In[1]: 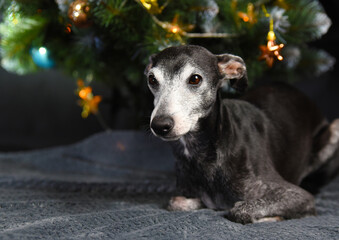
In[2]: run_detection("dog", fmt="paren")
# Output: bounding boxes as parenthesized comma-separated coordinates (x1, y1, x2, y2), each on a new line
(144, 45, 339, 224)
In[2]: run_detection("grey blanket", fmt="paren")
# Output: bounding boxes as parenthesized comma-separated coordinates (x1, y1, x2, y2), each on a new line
(0, 131, 338, 239)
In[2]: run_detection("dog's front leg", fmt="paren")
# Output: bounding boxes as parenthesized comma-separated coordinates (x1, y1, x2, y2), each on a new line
(168, 196, 203, 211)
(228, 181, 315, 224)
(168, 159, 204, 211)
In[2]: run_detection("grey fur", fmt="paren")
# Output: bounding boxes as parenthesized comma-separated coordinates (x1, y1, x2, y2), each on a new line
(145, 45, 339, 224)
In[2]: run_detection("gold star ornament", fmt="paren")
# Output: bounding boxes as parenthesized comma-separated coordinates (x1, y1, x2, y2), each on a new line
(259, 30, 284, 67)
(77, 79, 102, 118)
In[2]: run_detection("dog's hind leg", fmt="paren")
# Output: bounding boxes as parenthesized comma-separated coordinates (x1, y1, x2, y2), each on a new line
(301, 119, 339, 193)
(314, 119, 339, 166)
(228, 181, 316, 224)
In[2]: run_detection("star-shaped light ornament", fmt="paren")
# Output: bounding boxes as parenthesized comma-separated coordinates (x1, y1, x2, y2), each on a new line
(76, 79, 102, 118)
(259, 22, 284, 67)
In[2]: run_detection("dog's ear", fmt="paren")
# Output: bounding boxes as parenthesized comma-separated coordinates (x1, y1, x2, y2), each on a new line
(217, 54, 248, 93)
(144, 54, 156, 75)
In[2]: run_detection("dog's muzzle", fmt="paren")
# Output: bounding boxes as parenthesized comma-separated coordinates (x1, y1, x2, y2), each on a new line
(151, 115, 174, 138)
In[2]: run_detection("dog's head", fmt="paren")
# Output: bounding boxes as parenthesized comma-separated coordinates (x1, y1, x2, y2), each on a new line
(145, 45, 247, 141)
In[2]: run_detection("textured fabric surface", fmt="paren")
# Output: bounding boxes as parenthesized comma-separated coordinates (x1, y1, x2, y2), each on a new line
(0, 131, 338, 239)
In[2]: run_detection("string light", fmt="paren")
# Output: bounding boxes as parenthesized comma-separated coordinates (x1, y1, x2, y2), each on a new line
(139, 0, 165, 14)
(141, 1, 240, 39)
(75, 3, 82, 11)
(76, 79, 102, 118)
(259, 17, 284, 67)
(38, 47, 47, 55)
(30, 46, 55, 69)
(170, 26, 179, 34)
(238, 3, 257, 24)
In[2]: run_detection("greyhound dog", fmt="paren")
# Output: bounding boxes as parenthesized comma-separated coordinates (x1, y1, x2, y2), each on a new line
(144, 45, 339, 224)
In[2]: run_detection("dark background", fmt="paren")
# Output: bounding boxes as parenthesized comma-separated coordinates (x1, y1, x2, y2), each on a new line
(298, 0, 339, 121)
(0, 0, 338, 151)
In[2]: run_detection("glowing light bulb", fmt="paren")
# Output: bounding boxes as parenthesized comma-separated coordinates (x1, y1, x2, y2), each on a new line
(171, 26, 179, 34)
(38, 47, 47, 55)
(75, 4, 82, 11)
(31, 47, 55, 68)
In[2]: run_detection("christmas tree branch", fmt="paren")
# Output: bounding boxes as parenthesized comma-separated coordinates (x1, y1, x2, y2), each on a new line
(150, 13, 240, 39)
(99, 1, 121, 16)
(253, 0, 273, 8)
(184, 32, 240, 38)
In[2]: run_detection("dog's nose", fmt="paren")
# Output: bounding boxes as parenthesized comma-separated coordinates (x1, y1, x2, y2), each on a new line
(151, 115, 174, 136)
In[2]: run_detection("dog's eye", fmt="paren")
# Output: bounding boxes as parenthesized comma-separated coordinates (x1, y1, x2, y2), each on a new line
(189, 74, 202, 85)
(148, 75, 158, 86)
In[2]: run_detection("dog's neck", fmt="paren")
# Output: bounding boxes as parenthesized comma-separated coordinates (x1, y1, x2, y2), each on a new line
(174, 91, 234, 161)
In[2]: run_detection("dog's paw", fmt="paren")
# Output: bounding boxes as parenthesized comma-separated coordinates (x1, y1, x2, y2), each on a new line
(253, 216, 283, 223)
(168, 196, 202, 211)
(228, 200, 283, 224)
(228, 201, 254, 224)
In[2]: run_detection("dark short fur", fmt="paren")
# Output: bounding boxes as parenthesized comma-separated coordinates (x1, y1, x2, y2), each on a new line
(146, 45, 339, 224)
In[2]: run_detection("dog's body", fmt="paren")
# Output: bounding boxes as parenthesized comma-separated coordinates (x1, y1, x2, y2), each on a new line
(145, 45, 339, 224)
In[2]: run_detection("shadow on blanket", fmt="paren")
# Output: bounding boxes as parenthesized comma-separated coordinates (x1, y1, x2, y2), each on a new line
(0, 131, 338, 239)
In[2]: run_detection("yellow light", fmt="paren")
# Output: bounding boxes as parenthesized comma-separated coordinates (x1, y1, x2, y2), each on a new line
(171, 26, 179, 33)
(76, 79, 102, 118)
(267, 31, 276, 41)
(79, 87, 92, 100)
(74, 12, 80, 17)
(141, 1, 152, 10)
(79, 89, 87, 99)
(75, 4, 82, 11)
(277, 55, 283, 61)
(38, 47, 47, 55)
(237, 12, 249, 23)
(268, 45, 279, 51)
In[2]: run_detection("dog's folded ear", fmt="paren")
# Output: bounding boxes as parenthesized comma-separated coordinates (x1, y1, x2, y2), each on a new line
(144, 54, 156, 75)
(217, 54, 248, 93)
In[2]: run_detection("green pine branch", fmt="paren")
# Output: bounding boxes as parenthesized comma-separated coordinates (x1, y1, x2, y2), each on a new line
(0, 0, 334, 84)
